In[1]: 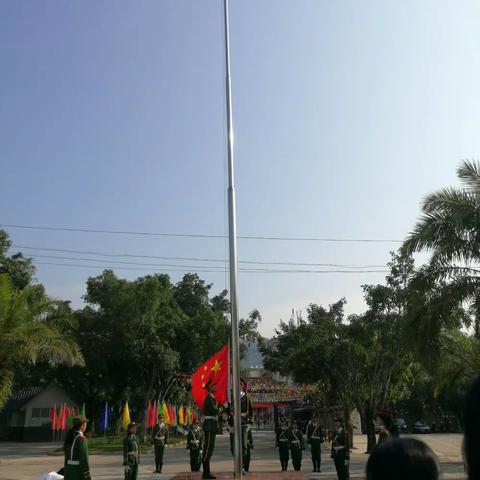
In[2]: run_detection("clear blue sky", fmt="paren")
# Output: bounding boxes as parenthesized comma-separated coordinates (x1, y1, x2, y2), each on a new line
(2, 0, 480, 336)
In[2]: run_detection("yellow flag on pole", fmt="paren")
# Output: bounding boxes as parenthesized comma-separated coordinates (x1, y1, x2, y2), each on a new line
(162, 401, 170, 424)
(121, 401, 131, 430)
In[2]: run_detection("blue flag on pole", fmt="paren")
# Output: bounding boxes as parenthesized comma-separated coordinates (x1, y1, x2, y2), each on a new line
(99, 402, 110, 432)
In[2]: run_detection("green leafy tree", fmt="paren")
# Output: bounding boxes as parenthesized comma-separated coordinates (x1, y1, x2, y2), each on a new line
(0, 273, 84, 408)
(403, 160, 480, 336)
(0, 230, 35, 290)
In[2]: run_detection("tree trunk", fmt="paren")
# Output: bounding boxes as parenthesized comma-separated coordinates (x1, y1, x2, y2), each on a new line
(365, 404, 377, 453)
(344, 408, 354, 449)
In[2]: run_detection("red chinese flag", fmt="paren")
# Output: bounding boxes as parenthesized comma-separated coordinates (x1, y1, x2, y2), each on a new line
(191, 344, 229, 409)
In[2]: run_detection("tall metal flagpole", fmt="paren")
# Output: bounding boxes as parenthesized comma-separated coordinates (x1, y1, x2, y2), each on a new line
(223, 0, 242, 476)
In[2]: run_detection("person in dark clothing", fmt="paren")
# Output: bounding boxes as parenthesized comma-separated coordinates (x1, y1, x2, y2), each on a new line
(187, 420, 203, 472)
(202, 381, 219, 479)
(307, 414, 324, 472)
(463, 375, 480, 480)
(151, 414, 168, 473)
(331, 416, 349, 480)
(275, 417, 290, 471)
(366, 438, 440, 480)
(289, 420, 305, 471)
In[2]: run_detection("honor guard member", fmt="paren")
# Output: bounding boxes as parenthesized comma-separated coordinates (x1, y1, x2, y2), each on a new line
(123, 422, 140, 480)
(275, 417, 290, 471)
(228, 411, 254, 473)
(152, 413, 169, 473)
(240, 379, 254, 472)
(243, 420, 254, 472)
(187, 419, 204, 472)
(64, 415, 91, 480)
(289, 420, 305, 471)
(331, 416, 350, 480)
(307, 414, 325, 472)
(202, 381, 219, 479)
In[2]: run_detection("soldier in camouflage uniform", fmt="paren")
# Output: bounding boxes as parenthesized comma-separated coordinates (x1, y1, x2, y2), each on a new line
(275, 417, 290, 471)
(64, 416, 91, 480)
(152, 413, 168, 473)
(123, 422, 140, 480)
(331, 416, 350, 480)
(187, 419, 204, 472)
(307, 414, 324, 472)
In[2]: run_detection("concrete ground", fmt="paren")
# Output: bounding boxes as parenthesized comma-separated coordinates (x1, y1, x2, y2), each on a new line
(0, 431, 466, 480)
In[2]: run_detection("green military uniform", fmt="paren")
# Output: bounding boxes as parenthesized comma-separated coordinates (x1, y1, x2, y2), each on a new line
(187, 424, 204, 472)
(228, 414, 254, 472)
(289, 425, 305, 471)
(202, 392, 219, 479)
(275, 423, 290, 471)
(64, 431, 91, 480)
(307, 421, 324, 472)
(152, 421, 168, 473)
(123, 432, 140, 480)
(240, 392, 254, 472)
(331, 426, 349, 480)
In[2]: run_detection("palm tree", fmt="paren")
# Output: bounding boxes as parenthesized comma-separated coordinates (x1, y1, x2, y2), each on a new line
(403, 160, 480, 336)
(0, 274, 84, 408)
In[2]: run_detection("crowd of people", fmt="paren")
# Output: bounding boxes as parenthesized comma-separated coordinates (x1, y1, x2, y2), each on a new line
(42, 375, 480, 480)
(245, 377, 306, 403)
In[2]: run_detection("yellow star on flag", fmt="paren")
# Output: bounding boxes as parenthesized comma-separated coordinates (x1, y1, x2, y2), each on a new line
(211, 360, 222, 374)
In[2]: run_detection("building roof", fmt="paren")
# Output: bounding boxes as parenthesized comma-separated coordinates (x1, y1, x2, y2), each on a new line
(3, 386, 44, 413)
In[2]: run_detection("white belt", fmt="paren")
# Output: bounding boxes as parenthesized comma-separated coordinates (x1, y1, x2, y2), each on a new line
(204, 416, 217, 420)
(291, 440, 300, 444)
(67, 460, 79, 465)
(333, 446, 345, 451)
(128, 452, 138, 456)
(311, 436, 321, 439)
(279, 439, 289, 442)
(192, 440, 199, 444)
(155, 436, 165, 440)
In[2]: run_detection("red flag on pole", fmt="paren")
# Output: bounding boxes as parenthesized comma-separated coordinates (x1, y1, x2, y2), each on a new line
(50, 405, 57, 431)
(191, 344, 229, 409)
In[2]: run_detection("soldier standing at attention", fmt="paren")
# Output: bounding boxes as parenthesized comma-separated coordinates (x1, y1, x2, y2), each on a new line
(307, 414, 324, 472)
(187, 419, 204, 472)
(331, 416, 350, 480)
(240, 379, 254, 473)
(202, 381, 219, 479)
(63, 415, 91, 480)
(152, 413, 168, 473)
(275, 417, 290, 471)
(289, 420, 305, 471)
(123, 422, 140, 480)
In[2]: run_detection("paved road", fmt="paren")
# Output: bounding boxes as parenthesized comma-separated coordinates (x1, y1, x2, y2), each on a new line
(0, 431, 466, 480)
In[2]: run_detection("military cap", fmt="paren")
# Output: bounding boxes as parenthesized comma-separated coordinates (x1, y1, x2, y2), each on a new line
(73, 415, 89, 423)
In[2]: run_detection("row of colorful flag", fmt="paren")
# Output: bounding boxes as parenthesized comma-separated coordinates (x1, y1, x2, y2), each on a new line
(49, 403, 86, 431)
(120, 401, 197, 431)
